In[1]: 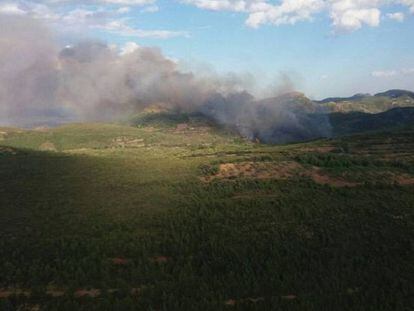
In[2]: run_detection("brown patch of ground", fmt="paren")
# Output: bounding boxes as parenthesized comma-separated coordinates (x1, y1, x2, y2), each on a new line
(111, 257, 130, 265)
(142, 126, 156, 132)
(46, 288, 65, 297)
(303, 168, 360, 187)
(0, 288, 30, 298)
(175, 123, 189, 131)
(64, 148, 93, 154)
(33, 126, 50, 132)
(295, 225, 314, 240)
(0, 146, 17, 155)
(39, 141, 57, 152)
(173, 124, 211, 135)
(224, 299, 237, 306)
(17, 304, 40, 311)
(203, 161, 301, 182)
(111, 137, 145, 148)
(224, 297, 265, 306)
(74, 289, 101, 298)
(203, 161, 360, 188)
(130, 288, 141, 296)
(0, 287, 142, 299)
(300, 146, 336, 153)
(392, 174, 414, 185)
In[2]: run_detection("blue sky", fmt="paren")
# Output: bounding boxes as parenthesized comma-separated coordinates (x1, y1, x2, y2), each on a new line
(1, 0, 413, 99)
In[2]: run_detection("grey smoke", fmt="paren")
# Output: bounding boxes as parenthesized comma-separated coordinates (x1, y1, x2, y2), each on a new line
(201, 91, 331, 144)
(0, 15, 331, 143)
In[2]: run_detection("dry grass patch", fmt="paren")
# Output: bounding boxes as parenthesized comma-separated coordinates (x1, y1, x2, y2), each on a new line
(203, 160, 363, 188)
(39, 141, 57, 152)
(203, 161, 301, 182)
(0, 146, 17, 155)
(392, 174, 414, 185)
(110, 257, 131, 265)
(300, 146, 336, 153)
(0, 288, 30, 298)
(74, 289, 101, 298)
(303, 168, 360, 187)
(111, 137, 145, 148)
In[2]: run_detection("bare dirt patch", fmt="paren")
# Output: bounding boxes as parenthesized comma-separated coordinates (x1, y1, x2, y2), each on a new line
(0, 146, 17, 155)
(224, 297, 265, 306)
(111, 257, 130, 265)
(33, 126, 50, 132)
(39, 141, 57, 152)
(16, 303, 40, 311)
(175, 123, 189, 132)
(203, 161, 301, 182)
(392, 174, 414, 185)
(303, 168, 360, 187)
(300, 146, 336, 153)
(0, 288, 30, 298)
(74, 289, 101, 298)
(203, 160, 360, 188)
(64, 148, 94, 154)
(111, 137, 145, 148)
(46, 288, 65, 297)
(0, 287, 142, 299)
(0, 131, 7, 141)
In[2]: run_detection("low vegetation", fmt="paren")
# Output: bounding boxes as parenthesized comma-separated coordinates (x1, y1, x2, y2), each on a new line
(0, 118, 413, 310)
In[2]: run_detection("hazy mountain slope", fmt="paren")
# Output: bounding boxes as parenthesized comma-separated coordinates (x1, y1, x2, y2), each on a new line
(315, 93, 371, 104)
(375, 89, 414, 99)
(316, 89, 414, 113)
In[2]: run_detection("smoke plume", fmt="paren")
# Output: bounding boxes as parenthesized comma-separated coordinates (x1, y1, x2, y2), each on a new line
(0, 15, 331, 143)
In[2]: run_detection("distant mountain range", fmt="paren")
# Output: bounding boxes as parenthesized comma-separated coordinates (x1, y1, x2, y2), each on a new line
(374, 89, 414, 99)
(316, 89, 414, 104)
(129, 89, 414, 143)
(314, 89, 414, 114)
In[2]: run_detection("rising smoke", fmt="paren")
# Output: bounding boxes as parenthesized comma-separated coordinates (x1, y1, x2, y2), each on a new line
(0, 15, 331, 143)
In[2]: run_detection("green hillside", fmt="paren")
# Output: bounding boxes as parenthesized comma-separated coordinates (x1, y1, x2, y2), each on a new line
(319, 95, 414, 113)
(0, 121, 413, 310)
(316, 89, 414, 113)
(330, 107, 414, 136)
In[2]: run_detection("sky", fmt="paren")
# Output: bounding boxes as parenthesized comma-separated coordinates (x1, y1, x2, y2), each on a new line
(0, 0, 413, 99)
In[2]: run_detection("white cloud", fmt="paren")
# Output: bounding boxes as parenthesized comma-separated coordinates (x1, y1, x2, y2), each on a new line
(120, 41, 141, 55)
(141, 5, 159, 13)
(400, 0, 414, 13)
(0, 2, 59, 19)
(372, 70, 398, 77)
(46, 0, 155, 5)
(182, 0, 414, 32)
(98, 0, 154, 4)
(372, 68, 414, 77)
(246, 0, 325, 28)
(329, 0, 382, 32)
(401, 68, 414, 75)
(387, 12, 404, 22)
(117, 6, 131, 14)
(0, 1, 188, 39)
(0, 3, 26, 15)
(101, 20, 189, 38)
